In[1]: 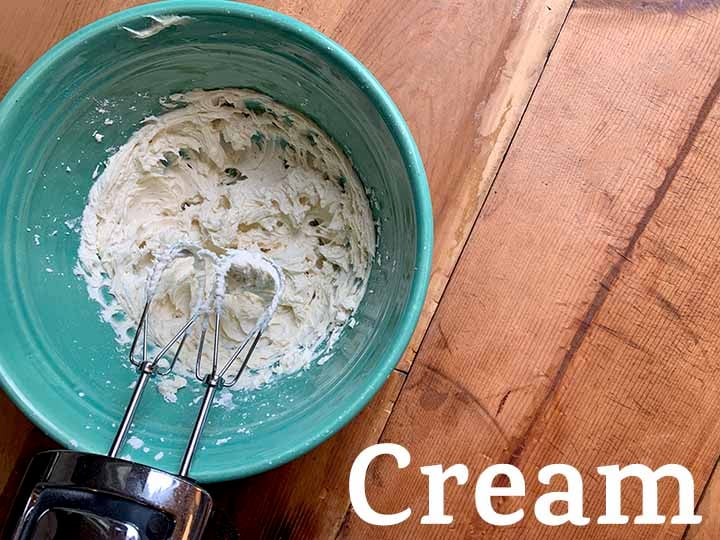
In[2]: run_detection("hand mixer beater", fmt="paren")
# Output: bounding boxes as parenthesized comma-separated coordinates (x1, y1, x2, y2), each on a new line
(4, 244, 285, 540)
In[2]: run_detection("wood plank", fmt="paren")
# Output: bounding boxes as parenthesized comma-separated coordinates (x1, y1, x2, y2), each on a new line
(340, 3, 720, 538)
(508, 80, 720, 539)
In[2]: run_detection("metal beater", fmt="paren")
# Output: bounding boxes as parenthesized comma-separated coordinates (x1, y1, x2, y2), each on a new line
(4, 244, 285, 540)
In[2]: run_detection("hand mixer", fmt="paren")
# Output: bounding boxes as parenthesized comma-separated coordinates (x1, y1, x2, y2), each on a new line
(4, 244, 285, 540)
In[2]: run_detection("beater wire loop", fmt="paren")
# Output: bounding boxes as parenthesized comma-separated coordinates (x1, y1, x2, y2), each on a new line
(109, 243, 215, 458)
(108, 244, 284, 474)
(180, 249, 284, 476)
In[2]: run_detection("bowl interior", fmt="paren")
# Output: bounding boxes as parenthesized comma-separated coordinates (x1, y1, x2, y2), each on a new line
(0, 2, 427, 481)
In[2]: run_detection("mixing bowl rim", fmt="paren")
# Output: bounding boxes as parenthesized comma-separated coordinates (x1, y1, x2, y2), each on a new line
(0, 0, 433, 482)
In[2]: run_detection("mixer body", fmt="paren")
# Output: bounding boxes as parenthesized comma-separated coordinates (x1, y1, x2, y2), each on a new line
(3, 450, 212, 540)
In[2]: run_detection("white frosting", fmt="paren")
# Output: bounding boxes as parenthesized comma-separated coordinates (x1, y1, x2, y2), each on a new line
(78, 89, 374, 389)
(122, 15, 193, 39)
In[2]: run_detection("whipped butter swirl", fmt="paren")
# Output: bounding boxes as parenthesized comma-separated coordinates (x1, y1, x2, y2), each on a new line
(78, 89, 375, 389)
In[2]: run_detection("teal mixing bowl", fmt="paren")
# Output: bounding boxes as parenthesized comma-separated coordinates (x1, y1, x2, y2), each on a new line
(0, 0, 431, 481)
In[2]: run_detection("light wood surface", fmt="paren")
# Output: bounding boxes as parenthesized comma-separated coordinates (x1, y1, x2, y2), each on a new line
(4, 1, 720, 539)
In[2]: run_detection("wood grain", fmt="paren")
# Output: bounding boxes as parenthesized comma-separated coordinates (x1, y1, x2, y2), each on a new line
(0, 0, 570, 537)
(340, 3, 720, 539)
(369, 0, 573, 372)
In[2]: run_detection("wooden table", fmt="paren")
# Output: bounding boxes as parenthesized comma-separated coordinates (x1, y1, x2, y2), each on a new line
(3, 1, 720, 538)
